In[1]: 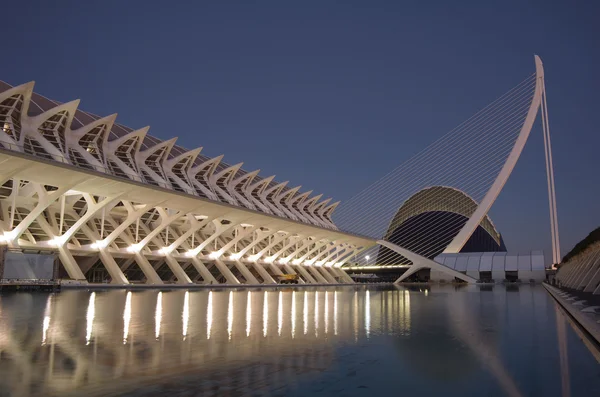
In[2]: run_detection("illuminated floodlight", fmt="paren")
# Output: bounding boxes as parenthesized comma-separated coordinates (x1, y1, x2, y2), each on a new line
(91, 240, 108, 249)
(0, 230, 17, 243)
(50, 235, 66, 247)
(209, 251, 221, 259)
(127, 243, 143, 253)
(159, 246, 173, 255)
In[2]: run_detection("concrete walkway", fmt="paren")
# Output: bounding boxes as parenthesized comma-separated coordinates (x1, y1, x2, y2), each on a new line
(544, 283, 600, 346)
(62, 282, 362, 290)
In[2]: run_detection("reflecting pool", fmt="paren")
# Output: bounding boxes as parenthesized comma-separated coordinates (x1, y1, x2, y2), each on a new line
(0, 285, 598, 396)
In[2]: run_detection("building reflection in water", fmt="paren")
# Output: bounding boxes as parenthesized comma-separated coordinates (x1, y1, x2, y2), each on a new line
(0, 285, 587, 397)
(0, 288, 380, 395)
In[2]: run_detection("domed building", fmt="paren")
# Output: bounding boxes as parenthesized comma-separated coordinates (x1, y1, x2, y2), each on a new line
(376, 186, 506, 267)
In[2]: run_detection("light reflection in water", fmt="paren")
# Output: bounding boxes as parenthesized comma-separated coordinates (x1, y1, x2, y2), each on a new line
(207, 291, 213, 339)
(41, 295, 52, 345)
(291, 291, 296, 338)
(354, 291, 358, 341)
(246, 291, 252, 337)
(86, 292, 95, 345)
(183, 291, 189, 339)
(123, 291, 132, 344)
(278, 291, 283, 336)
(227, 291, 233, 340)
(155, 291, 162, 339)
(325, 291, 329, 334)
(315, 291, 319, 337)
(365, 290, 370, 338)
(303, 291, 308, 335)
(263, 291, 268, 337)
(0, 286, 591, 397)
(403, 290, 411, 335)
(334, 291, 338, 336)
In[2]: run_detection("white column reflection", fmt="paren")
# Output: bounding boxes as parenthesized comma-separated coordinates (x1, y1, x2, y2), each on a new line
(182, 291, 190, 339)
(246, 291, 252, 337)
(123, 291, 132, 344)
(86, 292, 96, 345)
(0, 284, 561, 397)
(155, 291, 162, 340)
(263, 291, 268, 337)
(365, 290, 370, 338)
(315, 291, 319, 337)
(291, 291, 296, 339)
(353, 291, 358, 341)
(334, 291, 338, 336)
(278, 291, 283, 336)
(207, 291, 213, 339)
(402, 290, 411, 335)
(41, 295, 52, 345)
(325, 291, 329, 334)
(303, 291, 308, 335)
(227, 291, 233, 340)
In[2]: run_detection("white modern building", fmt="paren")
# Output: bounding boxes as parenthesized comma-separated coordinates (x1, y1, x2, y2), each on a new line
(0, 55, 558, 285)
(433, 252, 546, 282)
(0, 80, 372, 285)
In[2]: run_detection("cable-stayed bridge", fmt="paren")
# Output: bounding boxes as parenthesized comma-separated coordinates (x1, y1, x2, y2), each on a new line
(0, 56, 558, 285)
(335, 55, 559, 283)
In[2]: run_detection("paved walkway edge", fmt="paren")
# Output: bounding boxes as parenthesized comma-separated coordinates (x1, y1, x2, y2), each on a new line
(543, 283, 600, 346)
(60, 282, 380, 290)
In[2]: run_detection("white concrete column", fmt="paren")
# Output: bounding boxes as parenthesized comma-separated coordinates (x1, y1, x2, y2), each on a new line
(98, 249, 129, 284)
(57, 246, 86, 281)
(164, 255, 192, 284)
(277, 263, 306, 284)
(332, 267, 354, 284)
(134, 253, 163, 284)
(291, 264, 316, 284)
(232, 260, 259, 284)
(317, 266, 337, 283)
(213, 259, 240, 284)
(190, 257, 218, 284)
(307, 266, 328, 283)
(268, 262, 284, 276)
(250, 262, 276, 284)
(8, 183, 81, 245)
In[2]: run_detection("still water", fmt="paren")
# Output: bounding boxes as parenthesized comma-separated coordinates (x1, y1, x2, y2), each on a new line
(0, 285, 599, 397)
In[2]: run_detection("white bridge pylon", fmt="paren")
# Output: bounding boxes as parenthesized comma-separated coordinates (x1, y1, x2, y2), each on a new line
(335, 55, 559, 283)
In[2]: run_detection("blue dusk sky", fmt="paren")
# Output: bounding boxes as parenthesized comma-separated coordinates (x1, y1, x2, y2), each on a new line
(1, 0, 598, 259)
